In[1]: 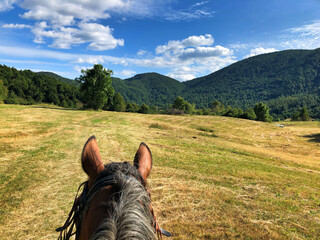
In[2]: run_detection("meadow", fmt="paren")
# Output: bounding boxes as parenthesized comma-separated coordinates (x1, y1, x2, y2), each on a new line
(0, 104, 319, 239)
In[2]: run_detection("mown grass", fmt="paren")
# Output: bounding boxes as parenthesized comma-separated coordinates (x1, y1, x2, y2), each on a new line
(0, 104, 319, 239)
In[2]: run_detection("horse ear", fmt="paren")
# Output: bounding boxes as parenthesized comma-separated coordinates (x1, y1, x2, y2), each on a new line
(134, 142, 153, 183)
(81, 136, 104, 181)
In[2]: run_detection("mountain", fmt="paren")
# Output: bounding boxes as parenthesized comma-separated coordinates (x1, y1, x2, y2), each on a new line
(2, 47, 320, 119)
(183, 49, 320, 106)
(181, 48, 320, 118)
(112, 73, 185, 107)
(112, 48, 320, 119)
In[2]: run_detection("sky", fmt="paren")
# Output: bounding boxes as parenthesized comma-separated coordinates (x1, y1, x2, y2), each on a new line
(0, 0, 320, 81)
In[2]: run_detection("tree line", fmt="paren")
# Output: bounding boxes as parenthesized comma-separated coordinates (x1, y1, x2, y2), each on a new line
(0, 65, 79, 108)
(0, 64, 312, 122)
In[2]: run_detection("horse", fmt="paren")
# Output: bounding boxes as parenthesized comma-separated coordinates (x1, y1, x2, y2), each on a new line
(56, 136, 171, 240)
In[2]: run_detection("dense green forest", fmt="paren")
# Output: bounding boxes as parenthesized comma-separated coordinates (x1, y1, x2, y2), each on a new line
(111, 48, 320, 119)
(0, 65, 80, 107)
(112, 73, 185, 108)
(182, 48, 320, 119)
(1, 48, 320, 119)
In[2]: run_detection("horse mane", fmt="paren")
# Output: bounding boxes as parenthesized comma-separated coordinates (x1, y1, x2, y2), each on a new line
(88, 162, 156, 240)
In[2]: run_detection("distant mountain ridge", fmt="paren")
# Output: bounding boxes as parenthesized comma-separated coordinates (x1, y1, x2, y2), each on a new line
(111, 48, 320, 118)
(112, 72, 185, 107)
(2, 47, 320, 119)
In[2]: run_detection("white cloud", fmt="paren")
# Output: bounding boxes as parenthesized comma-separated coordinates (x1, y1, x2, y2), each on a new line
(17, 0, 214, 27)
(31, 21, 124, 50)
(76, 56, 105, 65)
(119, 69, 136, 77)
(156, 34, 214, 54)
(244, 47, 278, 58)
(167, 73, 195, 81)
(192, 1, 209, 7)
(178, 45, 232, 60)
(0, 0, 16, 11)
(5, 0, 215, 51)
(19, 0, 127, 26)
(152, 34, 234, 80)
(2, 23, 32, 29)
(289, 20, 320, 39)
(281, 20, 320, 50)
(7, 0, 127, 51)
(137, 50, 147, 56)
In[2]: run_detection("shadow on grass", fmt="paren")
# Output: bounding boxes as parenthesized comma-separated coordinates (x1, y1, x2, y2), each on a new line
(303, 133, 320, 143)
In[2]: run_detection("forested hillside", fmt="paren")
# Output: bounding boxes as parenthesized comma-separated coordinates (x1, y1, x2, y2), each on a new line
(111, 48, 320, 119)
(112, 73, 185, 107)
(0, 65, 80, 107)
(182, 48, 320, 119)
(1, 48, 320, 119)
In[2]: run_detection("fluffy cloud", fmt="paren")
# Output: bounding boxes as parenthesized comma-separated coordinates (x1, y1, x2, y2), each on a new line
(155, 34, 232, 62)
(156, 34, 214, 54)
(5, 0, 127, 51)
(153, 34, 235, 80)
(0, 0, 17, 11)
(245, 47, 278, 58)
(17, 0, 214, 26)
(5, 1, 215, 51)
(20, 0, 127, 26)
(178, 46, 232, 60)
(32, 21, 124, 50)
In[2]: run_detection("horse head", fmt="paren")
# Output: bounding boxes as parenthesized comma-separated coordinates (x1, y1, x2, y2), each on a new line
(57, 136, 171, 240)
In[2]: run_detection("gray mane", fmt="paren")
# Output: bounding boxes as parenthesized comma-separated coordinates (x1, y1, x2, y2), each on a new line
(88, 162, 156, 240)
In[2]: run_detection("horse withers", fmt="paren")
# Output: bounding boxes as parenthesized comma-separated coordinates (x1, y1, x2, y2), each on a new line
(56, 136, 171, 240)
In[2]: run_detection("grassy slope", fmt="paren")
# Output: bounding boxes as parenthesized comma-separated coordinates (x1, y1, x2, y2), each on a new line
(0, 104, 319, 239)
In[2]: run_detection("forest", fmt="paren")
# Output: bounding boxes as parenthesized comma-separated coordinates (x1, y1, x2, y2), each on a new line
(0, 65, 80, 108)
(1, 48, 320, 120)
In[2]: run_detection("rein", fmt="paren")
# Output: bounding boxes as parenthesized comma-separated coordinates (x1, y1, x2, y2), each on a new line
(56, 173, 171, 239)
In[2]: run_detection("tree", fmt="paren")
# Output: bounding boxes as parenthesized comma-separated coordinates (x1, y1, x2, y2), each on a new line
(292, 106, 310, 121)
(211, 100, 225, 115)
(254, 102, 273, 122)
(112, 92, 126, 112)
(77, 64, 114, 110)
(138, 103, 150, 114)
(172, 96, 195, 114)
(241, 108, 257, 120)
(126, 102, 140, 113)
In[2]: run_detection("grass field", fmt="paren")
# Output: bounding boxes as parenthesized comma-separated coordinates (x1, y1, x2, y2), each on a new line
(0, 104, 319, 239)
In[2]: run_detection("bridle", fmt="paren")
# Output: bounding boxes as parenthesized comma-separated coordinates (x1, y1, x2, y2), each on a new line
(56, 171, 171, 239)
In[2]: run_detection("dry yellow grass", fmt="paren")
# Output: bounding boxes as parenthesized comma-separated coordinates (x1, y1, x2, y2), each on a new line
(0, 104, 319, 239)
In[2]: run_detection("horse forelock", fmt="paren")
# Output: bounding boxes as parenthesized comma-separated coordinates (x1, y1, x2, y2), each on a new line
(85, 162, 156, 240)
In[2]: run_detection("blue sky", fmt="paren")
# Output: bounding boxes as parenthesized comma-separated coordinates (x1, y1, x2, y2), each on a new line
(0, 0, 320, 81)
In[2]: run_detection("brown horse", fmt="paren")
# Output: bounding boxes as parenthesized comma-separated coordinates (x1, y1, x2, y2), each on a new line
(56, 136, 171, 240)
